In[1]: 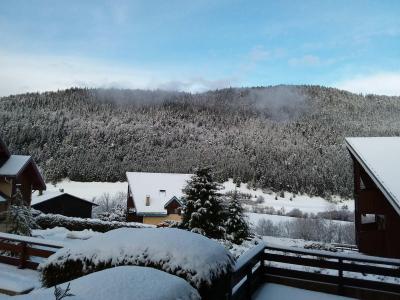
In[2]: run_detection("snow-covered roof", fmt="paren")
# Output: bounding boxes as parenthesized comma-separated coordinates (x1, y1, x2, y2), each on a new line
(0, 155, 31, 176)
(31, 191, 64, 205)
(346, 137, 400, 215)
(126, 172, 192, 215)
(31, 190, 98, 206)
(0, 194, 6, 203)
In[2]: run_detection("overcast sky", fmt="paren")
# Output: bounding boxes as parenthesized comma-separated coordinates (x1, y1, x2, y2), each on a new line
(1, 0, 399, 96)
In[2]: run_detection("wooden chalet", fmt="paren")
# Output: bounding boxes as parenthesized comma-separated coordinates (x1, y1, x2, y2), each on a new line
(0, 137, 46, 215)
(346, 137, 400, 258)
(126, 172, 192, 225)
(31, 190, 98, 218)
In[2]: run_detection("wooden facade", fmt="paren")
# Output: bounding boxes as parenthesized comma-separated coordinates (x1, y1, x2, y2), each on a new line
(32, 193, 98, 218)
(351, 157, 400, 258)
(0, 137, 46, 216)
(346, 137, 400, 259)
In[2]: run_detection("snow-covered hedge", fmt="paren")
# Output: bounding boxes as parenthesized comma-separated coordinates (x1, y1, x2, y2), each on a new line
(35, 213, 152, 232)
(40, 228, 234, 299)
(12, 266, 200, 300)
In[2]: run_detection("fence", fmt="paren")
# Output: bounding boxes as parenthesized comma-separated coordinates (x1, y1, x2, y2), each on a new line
(230, 244, 400, 300)
(0, 232, 63, 269)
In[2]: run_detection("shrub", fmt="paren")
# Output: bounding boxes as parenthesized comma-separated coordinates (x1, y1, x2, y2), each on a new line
(35, 213, 150, 233)
(286, 208, 304, 218)
(40, 228, 234, 300)
(255, 195, 265, 204)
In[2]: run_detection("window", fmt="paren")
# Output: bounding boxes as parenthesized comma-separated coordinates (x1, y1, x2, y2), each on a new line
(361, 214, 386, 230)
(360, 178, 366, 190)
(361, 214, 375, 224)
(376, 214, 386, 230)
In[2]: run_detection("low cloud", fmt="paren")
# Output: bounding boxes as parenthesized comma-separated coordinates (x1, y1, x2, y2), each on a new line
(0, 52, 234, 97)
(248, 86, 308, 121)
(335, 72, 400, 96)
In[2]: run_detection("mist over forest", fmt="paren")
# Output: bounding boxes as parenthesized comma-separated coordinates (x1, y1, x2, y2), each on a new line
(1, 85, 400, 198)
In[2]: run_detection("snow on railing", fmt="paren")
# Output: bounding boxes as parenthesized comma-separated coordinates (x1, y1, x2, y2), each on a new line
(0, 232, 62, 269)
(264, 244, 400, 299)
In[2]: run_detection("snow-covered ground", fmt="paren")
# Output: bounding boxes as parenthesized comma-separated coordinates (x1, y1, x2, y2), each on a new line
(41, 180, 128, 202)
(0, 263, 40, 296)
(32, 227, 101, 245)
(222, 179, 354, 213)
(252, 283, 354, 300)
(42, 178, 354, 213)
(246, 212, 351, 226)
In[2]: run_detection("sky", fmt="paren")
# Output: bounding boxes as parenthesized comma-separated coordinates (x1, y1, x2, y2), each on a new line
(0, 0, 400, 96)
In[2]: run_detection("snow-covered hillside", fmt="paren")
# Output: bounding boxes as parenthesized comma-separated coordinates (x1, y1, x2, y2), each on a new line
(41, 178, 354, 213)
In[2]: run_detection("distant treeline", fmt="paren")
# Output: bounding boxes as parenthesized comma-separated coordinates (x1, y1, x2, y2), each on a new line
(1, 85, 400, 198)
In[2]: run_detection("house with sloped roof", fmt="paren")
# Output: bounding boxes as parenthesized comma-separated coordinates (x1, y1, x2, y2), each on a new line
(346, 137, 400, 258)
(31, 190, 98, 218)
(126, 172, 192, 225)
(0, 137, 46, 216)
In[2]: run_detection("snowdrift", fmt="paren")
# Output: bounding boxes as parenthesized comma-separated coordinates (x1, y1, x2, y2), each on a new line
(11, 266, 200, 300)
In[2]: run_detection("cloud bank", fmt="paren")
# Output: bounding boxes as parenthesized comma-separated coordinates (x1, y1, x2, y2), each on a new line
(0, 52, 233, 97)
(335, 72, 400, 96)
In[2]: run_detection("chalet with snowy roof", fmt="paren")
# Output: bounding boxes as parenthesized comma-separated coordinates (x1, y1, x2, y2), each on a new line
(31, 190, 98, 218)
(346, 137, 400, 258)
(0, 137, 46, 215)
(126, 172, 192, 225)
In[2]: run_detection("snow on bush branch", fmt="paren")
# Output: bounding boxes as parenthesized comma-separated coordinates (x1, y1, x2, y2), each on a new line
(39, 228, 234, 291)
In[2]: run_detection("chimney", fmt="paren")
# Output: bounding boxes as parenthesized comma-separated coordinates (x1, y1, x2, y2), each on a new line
(38, 190, 43, 196)
(145, 195, 150, 206)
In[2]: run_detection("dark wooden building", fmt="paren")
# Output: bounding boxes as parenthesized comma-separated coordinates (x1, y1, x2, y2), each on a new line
(346, 137, 400, 258)
(31, 191, 98, 218)
(0, 137, 46, 214)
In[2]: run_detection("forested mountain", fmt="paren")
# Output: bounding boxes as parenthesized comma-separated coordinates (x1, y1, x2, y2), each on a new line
(1, 85, 399, 198)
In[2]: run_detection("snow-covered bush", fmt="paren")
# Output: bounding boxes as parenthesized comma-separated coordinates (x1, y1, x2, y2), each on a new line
(35, 213, 151, 233)
(92, 192, 127, 221)
(40, 228, 234, 299)
(1, 191, 37, 236)
(13, 266, 201, 300)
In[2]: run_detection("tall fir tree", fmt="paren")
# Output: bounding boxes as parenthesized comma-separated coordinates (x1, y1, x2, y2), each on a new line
(181, 167, 225, 239)
(225, 191, 250, 244)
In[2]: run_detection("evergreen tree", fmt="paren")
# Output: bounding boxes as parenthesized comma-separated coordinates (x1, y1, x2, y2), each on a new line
(181, 167, 225, 239)
(225, 191, 250, 244)
(4, 190, 36, 236)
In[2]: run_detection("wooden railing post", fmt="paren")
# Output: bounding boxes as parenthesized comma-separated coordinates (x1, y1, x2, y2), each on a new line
(245, 264, 253, 300)
(18, 242, 27, 269)
(338, 258, 344, 295)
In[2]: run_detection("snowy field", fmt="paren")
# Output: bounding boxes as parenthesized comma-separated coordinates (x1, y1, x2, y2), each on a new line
(42, 178, 354, 213)
(221, 179, 354, 213)
(246, 212, 351, 226)
(42, 180, 128, 202)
